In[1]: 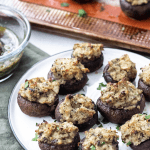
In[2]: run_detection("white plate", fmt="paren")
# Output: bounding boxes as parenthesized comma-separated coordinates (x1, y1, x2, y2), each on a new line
(8, 48, 150, 150)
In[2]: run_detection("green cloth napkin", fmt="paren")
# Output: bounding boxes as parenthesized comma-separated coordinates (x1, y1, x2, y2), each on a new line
(0, 43, 50, 150)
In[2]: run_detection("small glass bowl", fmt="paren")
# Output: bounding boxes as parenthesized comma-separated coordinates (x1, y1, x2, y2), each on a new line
(0, 5, 31, 82)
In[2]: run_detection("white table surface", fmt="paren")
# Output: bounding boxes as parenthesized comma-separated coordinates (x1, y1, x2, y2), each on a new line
(30, 28, 85, 55)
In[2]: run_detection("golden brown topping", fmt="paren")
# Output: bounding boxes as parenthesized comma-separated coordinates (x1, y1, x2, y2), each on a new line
(101, 79, 142, 110)
(19, 77, 60, 105)
(36, 121, 78, 145)
(126, 0, 148, 5)
(73, 43, 103, 60)
(121, 114, 150, 146)
(59, 94, 96, 124)
(107, 54, 137, 82)
(51, 58, 89, 84)
(139, 64, 150, 85)
(82, 127, 119, 150)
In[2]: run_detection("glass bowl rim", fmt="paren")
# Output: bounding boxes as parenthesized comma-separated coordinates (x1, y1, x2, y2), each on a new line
(0, 4, 31, 61)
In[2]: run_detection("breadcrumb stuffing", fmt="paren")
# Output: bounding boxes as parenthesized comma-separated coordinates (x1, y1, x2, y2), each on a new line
(51, 58, 89, 84)
(107, 54, 137, 82)
(59, 94, 96, 124)
(36, 121, 78, 145)
(19, 77, 60, 105)
(127, 0, 148, 5)
(100, 79, 142, 110)
(139, 64, 150, 85)
(73, 43, 103, 61)
(82, 127, 119, 150)
(121, 114, 150, 146)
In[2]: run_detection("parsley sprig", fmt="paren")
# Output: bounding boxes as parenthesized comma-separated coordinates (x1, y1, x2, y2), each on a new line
(32, 133, 38, 141)
(90, 145, 95, 150)
(116, 125, 120, 131)
(61, 3, 69, 7)
(78, 9, 87, 17)
(145, 115, 150, 120)
(97, 82, 106, 90)
(25, 81, 29, 89)
(127, 141, 131, 146)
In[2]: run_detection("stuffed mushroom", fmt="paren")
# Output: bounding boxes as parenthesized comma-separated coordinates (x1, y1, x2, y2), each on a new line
(96, 78, 145, 124)
(55, 94, 98, 132)
(121, 114, 150, 150)
(138, 64, 150, 102)
(71, 43, 104, 72)
(120, 0, 150, 20)
(36, 121, 80, 150)
(80, 127, 119, 150)
(103, 54, 137, 83)
(17, 77, 59, 117)
(47, 58, 89, 95)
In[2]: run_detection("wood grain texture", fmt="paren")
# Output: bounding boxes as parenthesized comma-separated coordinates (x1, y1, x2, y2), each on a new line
(1, 0, 150, 53)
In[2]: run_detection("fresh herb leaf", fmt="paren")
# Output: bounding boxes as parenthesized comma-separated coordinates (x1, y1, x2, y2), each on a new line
(57, 127, 59, 130)
(81, 94, 85, 96)
(100, 83, 106, 87)
(78, 9, 87, 17)
(46, 9, 50, 12)
(97, 82, 106, 90)
(54, 120, 57, 122)
(61, 2, 69, 7)
(36, 123, 39, 126)
(90, 145, 95, 150)
(122, 141, 125, 143)
(117, 138, 119, 140)
(145, 115, 150, 120)
(52, 80, 56, 82)
(32, 133, 38, 141)
(127, 141, 131, 146)
(122, 27, 125, 31)
(116, 125, 120, 131)
(101, 142, 105, 145)
(139, 114, 143, 116)
(25, 81, 29, 89)
(98, 123, 103, 127)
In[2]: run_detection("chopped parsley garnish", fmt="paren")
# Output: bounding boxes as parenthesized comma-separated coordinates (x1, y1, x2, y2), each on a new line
(46, 9, 50, 12)
(36, 123, 39, 126)
(145, 115, 150, 120)
(61, 2, 69, 7)
(122, 141, 125, 143)
(117, 138, 119, 140)
(54, 120, 57, 122)
(57, 127, 59, 130)
(32, 133, 38, 141)
(101, 142, 105, 145)
(143, 112, 147, 115)
(78, 9, 87, 17)
(116, 125, 120, 131)
(81, 94, 85, 96)
(90, 145, 95, 150)
(122, 27, 125, 31)
(25, 81, 29, 89)
(52, 80, 56, 82)
(139, 114, 143, 116)
(98, 123, 103, 127)
(127, 141, 131, 146)
(97, 82, 106, 90)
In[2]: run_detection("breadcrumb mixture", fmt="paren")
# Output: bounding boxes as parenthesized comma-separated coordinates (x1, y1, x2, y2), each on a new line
(127, 0, 148, 5)
(59, 94, 96, 124)
(139, 64, 150, 85)
(107, 54, 137, 82)
(73, 43, 103, 61)
(82, 127, 119, 150)
(19, 77, 60, 105)
(121, 114, 150, 146)
(36, 121, 78, 145)
(51, 58, 89, 84)
(101, 79, 142, 110)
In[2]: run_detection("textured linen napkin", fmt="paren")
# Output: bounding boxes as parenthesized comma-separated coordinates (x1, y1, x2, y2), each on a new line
(0, 43, 50, 150)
